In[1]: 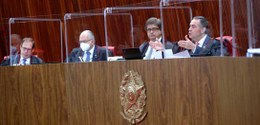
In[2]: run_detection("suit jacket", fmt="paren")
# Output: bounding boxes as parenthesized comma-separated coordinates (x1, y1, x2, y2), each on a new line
(192, 35, 229, 56)
(1, 55, 43, 66)
(66, 45, 113, 62)
(139, 40, 180, 58)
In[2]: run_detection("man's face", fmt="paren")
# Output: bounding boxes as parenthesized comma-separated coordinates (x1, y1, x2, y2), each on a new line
(20, 41, 33, 59)
(146, 24, 162, 41)
(79, 35, 94, 49)
(188, 19, 205, 42)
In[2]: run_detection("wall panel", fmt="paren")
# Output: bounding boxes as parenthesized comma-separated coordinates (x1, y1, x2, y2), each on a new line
(0, 0, 259, 62)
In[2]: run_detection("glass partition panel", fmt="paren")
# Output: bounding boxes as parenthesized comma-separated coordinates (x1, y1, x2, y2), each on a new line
(246, 0, 260, 57)
(221, 0, 256, 57)
(104, 2, 192, 60)
(64, 11, 132, 63)
(161, 0, 227, 57)
(8, 17, 62, 66)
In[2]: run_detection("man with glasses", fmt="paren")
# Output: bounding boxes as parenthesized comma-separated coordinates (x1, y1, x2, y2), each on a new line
(66, 30, 112, 62)
(1, 37, 43, 66)
(139, 17, 179, 59)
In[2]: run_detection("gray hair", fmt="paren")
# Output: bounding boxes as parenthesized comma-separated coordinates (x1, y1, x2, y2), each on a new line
(193, 16, 211, 35)
(144, 17, 161, 30)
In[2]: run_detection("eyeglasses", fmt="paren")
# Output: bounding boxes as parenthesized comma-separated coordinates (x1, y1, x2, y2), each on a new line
(79, 39, 92, 43)
(146, 27, 160, 32)
(21, 46, 32, 51)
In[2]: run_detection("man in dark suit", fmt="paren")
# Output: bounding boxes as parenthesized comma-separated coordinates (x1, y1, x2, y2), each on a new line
(1, 37, 43, 66)
(66, 30, 112, 62)
(178, 16, 228, 56)
(139, 17, 180, 59)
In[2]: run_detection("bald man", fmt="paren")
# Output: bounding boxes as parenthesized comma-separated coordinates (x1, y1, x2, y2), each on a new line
(66, 30, 113, 62)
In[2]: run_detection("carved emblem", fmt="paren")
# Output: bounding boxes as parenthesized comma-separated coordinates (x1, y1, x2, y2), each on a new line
(120, 70, 147, 124)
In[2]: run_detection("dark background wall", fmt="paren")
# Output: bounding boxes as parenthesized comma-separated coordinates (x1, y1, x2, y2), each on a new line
(0, 0, 259, 62)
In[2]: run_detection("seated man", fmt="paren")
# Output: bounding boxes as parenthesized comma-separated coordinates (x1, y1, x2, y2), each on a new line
(1, 37, 43, 66)
(178, 16, 228, 56)
(10, 34, 22, 55)
(139, 17, 180, 59)
(66, 30, 113, 62)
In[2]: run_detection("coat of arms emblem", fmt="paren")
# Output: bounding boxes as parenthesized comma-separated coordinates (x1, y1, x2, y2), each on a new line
(119, 70, 147, 124)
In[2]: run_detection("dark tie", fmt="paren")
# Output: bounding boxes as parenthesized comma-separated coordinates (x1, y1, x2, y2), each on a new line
(22, 58, 27, 65)
(85, 51, 91, 62)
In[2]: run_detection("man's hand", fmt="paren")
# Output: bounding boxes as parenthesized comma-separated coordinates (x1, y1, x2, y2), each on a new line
(149, 39, 163, 51)
(178, 35, 196, 51)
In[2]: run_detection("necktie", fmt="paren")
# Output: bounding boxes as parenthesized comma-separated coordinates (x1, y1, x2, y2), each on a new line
(195, 42, 199, 46)
(22, 58, 27, 65)
(85, 51, 91, 62)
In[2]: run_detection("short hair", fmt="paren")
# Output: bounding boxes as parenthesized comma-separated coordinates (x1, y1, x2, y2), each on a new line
(80, 30, 95, 42)
(21, 37, 35, 49)
(144, 17, 161, 30)
(193, 16, 211, 35)
(11, 34, 21, 42)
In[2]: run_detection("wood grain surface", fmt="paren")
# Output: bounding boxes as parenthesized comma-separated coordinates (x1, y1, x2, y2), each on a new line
(0, 57, 260, 125)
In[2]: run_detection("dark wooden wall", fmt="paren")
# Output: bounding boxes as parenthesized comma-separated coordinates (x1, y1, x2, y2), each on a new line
(0, 0, 259, 62)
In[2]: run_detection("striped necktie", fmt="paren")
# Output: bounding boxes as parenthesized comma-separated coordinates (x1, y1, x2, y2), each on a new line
(85, 51, 91, 62)
(22, 58, 27, 65)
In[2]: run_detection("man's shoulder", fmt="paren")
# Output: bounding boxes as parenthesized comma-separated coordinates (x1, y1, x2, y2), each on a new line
(140, 41, 149, 45)
(69, 47, 82, 56)
(139, 41, 149, 48)
(0, 56, 11, 66)
(95, 45, 114, 56)
(164, 40, 174, 49)
(207, 36, 220, 46)
(204, 35, 215, 42)
(31, 56, 43, 63)
(95, 45, 106, 51)
(71, 47, 81, 52)
(2, 55, 18, 61)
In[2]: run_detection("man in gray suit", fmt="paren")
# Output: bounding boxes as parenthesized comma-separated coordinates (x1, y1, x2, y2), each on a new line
(66, 30, 112, 62)
(1, 37, 43, 66)
(139, 17, 180, 59)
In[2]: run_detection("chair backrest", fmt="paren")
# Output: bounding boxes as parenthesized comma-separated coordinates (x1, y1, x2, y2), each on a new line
(215, 36, 234, 56)
(102, 46, 116, 55)
(4, 56, 9, 60)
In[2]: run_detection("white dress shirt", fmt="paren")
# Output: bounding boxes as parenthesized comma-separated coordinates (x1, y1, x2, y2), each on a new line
(143, 37, 163, 59)
(193, 35, 207, 53)
(19, 57, 30, 65)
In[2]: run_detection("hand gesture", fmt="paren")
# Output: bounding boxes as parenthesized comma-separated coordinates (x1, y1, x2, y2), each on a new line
(178, 35, 196, 51)
(149, 39, 163, 51)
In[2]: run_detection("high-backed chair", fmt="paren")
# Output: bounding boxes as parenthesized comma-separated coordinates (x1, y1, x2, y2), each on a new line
(216, 36, 239, 56)
(102, 46, 116, 55)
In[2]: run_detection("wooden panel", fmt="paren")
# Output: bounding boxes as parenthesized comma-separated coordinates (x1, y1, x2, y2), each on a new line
(1, 57, 260, 125)
(0, 65, 68, 125)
